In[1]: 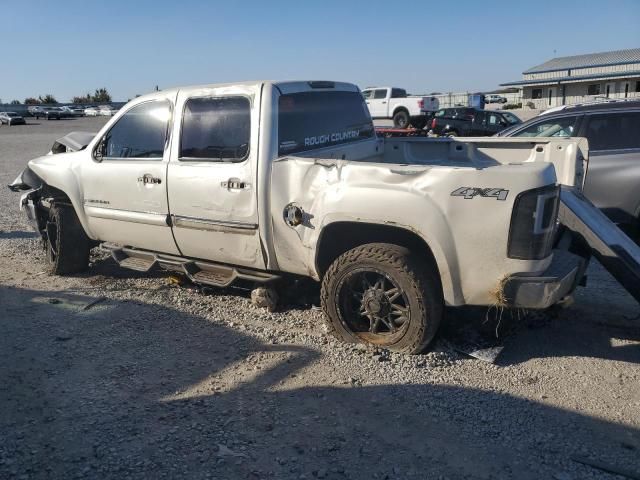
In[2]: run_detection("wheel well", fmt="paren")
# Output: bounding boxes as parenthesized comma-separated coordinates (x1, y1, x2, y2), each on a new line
(315, 222, 439, 279)
(42, 184, 72, 204)
(393, 107, 409, 117)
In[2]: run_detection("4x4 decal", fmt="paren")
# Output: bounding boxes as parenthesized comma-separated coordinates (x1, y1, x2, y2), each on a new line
(451, 187, 509, 201)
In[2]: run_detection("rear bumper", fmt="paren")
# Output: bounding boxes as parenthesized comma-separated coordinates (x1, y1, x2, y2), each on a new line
(502, 249, 587, 309)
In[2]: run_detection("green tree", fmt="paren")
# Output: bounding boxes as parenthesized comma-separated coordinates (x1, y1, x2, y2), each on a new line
(92, 88, 111, 103)
(10, 100, 20, 105)
(72, 93, 92, 104)
(24, 97, 39, 104)
(38, 94, 58, 104)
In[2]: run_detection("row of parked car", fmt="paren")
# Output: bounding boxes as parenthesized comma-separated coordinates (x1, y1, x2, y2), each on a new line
(27, 105, 119, 119)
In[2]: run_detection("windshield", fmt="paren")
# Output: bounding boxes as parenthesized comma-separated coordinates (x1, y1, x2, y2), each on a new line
(7, 112, 19, 117)
(502, 112, 520, 125)
(278, 91, 374, 156)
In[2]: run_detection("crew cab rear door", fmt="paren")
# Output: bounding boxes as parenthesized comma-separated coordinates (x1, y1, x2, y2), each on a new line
(166, 84, 265, 269)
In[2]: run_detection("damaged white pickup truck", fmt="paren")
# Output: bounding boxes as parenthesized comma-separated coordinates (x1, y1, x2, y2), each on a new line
(9, 80, 589, 353)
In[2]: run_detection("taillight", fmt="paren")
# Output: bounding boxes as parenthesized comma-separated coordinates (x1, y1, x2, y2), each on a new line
(507, 185, 559, 260)
(418, 99, 424, 109)
(431, 118, 436, 129)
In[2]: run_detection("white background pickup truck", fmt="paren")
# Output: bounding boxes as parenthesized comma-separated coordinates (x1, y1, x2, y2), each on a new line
(11, 80, 588, 353)
(361, 87, 437, 128)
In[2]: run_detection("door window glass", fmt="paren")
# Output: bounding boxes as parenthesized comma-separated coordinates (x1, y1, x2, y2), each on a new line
(373, 89, 387, 99)
(180, 96, 250, 162)
(101, 101, 170, 159)
(585, 112, 640, 150)
(512, 116, 578, 138)
(488, 114, 499, 125)
(361, 90, 373, 99)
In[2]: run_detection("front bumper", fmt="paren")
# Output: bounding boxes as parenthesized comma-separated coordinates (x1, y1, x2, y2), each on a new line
(502, 249, 587, 309)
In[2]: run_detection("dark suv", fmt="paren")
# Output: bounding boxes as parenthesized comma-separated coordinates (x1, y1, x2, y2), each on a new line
(429, 107, 520, 137)
(498, 100, 640, 232)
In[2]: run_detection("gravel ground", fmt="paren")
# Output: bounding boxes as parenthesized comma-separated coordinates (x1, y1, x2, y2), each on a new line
(1, 117, 639, 480)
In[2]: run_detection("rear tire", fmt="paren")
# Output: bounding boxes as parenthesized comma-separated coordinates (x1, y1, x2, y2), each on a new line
(321, 243, 443, 354)
(445, 131, 458, 137)
(46, 204, 91, 275)
(392, 110, 410, 128)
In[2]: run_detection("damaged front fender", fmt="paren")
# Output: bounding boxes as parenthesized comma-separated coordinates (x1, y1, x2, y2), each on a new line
(8, 166, 43, 192)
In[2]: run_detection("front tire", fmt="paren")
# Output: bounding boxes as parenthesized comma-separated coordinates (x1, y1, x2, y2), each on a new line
(46, 204, 91, 275)
(392, 110, 410, 128)
(321, 243, 443, 354)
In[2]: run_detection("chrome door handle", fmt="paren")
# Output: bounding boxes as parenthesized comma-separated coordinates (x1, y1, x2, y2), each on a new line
(221, 178, 251, 190)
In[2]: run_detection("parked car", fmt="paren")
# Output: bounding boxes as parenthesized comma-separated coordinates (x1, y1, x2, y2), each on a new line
(28, 106, 46, 119)
(98, 105, 118, 116)
(41, 106, 72, 120)
(84, 106, 100, 116)
(498, 100, 640, 232)
(8, 79, 588, 353)
(485, 94, 508, 104)
(61, 105, 85, 116)
(0, 112, 26, 126)
(361, 87, 435, 128)
(430, 107, 521, 137)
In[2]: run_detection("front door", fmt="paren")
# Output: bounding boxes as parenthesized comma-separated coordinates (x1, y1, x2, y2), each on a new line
(367, 89, 388, 118)
(166, 84, 265, 269)
(81, 95, 179, 255)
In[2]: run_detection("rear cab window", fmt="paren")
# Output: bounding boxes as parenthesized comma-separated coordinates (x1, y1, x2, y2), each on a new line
(278, 91, 374, 156)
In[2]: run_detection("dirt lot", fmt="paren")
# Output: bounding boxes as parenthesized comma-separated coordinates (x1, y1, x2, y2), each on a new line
(1, 117, 639, 480)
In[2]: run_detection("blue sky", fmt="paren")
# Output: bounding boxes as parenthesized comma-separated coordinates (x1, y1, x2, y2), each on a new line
(1, 0, 639, 102)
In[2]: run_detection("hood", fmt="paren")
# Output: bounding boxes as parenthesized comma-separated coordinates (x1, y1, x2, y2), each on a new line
(51, 131, 97, 153)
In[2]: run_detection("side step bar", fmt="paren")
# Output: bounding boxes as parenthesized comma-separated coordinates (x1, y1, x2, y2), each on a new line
(559, 186, 640, 304)
(104, 244, 279, 287)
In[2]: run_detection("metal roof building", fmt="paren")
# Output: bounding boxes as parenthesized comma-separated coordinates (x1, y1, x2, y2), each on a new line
(501, 48, 640, 109)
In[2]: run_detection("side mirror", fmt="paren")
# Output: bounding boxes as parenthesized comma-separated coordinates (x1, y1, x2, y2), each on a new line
(94, 137, 106, 162)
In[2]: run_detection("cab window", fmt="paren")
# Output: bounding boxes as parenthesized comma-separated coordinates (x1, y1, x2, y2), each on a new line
(487, 113, 500, 125)
(179, 96, 250, 162)
(373, 89, 387, 99)
(584, 112, 640, 150)
(99, 101, 170, 160)
(278, 91, 374, 156)
(512, 116, 578, 138)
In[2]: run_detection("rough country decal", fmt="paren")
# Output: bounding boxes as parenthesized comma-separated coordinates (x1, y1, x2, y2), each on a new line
(451, 187, 509, 201)
(304, 129, 360, 147)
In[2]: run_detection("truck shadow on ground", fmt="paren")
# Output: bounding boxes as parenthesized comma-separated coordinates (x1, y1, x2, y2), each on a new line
(83, 255, 640, 367)
(1, 286, 639, 479)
